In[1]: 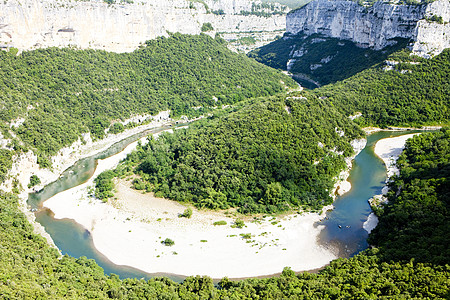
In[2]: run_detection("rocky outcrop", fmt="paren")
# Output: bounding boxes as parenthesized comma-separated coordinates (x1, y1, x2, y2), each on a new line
(0, 0, 287, 52)
(287, 0, 450, 57)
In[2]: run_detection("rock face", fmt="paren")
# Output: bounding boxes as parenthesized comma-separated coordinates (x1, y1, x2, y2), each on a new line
(0, 0, 287, 52)
(286, 0, 450, 57)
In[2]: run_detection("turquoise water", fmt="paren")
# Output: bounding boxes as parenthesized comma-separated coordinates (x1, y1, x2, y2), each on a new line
(28, 128, 419, 280)
(28, 125, 184, 281)
(318, 130, 422, 257)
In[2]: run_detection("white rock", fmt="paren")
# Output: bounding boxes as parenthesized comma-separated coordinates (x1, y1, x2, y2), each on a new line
(286, 0, 450, 58)
(0, 0, 287, 53)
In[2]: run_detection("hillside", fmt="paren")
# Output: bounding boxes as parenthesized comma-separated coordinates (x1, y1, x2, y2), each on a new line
(99, 94, 363, 214)
(94, 47, 450, 216)
(0, 33, 294, 168)
(1, 130, 449, 298)
(249, 33, 408, 86)
(370, 128, 450, 265)
(250, 0, 450, 86)
(315, 49, 450, 127)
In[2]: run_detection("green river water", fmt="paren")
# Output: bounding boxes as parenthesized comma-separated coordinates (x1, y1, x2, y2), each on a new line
(27, 129, 420, 280)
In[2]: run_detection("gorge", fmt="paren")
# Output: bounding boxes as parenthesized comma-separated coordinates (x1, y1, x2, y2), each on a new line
(0, 0, 287, 52)
(0, 0, 448, 298)
(286, 0, 450, 57)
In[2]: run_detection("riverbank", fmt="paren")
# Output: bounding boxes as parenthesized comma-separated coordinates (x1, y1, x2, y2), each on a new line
(332, 138, 367, 198)
(374, 133, 420, 179)
(0, 111, 172, 247)
(363, 126, 441, 135)
(43, 130, 339, 279)
(363, 133, 420, 233)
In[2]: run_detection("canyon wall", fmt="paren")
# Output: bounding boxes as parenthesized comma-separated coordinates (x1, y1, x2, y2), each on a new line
(0, 0, 287, 52)
(286, 0, 450, 57)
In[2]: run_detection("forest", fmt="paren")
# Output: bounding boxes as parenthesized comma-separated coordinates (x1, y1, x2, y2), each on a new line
(1, 130, 449, 298)
(0, 33, 294, 167)
(248, 33, 408, 86)
(0, 28, 449, 297)
(251, 34, 450, 127)
(315, 49, 450, 127)
(98, 93, 363, 214)
(95, 46, 450, 215)
(369, 128, 450, 265)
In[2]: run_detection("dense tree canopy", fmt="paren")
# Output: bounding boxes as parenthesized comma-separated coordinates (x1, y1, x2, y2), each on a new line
(0, 33, 294, 166)
(370, 128, 450, 265)
(316, 49, 450, 127)
(250, 34, 449, 128)
(107, 93, 363, 214)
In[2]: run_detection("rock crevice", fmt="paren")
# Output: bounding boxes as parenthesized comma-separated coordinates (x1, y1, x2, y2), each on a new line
(286, 0, 450, 57)
(0, 0, 287, 52)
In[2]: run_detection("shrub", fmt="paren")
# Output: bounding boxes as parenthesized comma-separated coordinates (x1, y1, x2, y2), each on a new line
(161, 238, 175, 246)
(179, 208, 193, 218)
(27, 175, 41, 188)
(213, 220, 227, 226)
(233, 219, 245, 229)
(201, 23, 214, 32)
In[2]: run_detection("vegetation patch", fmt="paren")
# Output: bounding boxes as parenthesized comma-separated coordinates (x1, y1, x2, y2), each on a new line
(0, 33, 294, 168)
(232, 219, 245, 229)
(161, 238, 175, 246)
(94, 170, 116, 201)
(27, 175, 41, 188)
(213, 220, 227, 226)
(179, 208, 193, 218)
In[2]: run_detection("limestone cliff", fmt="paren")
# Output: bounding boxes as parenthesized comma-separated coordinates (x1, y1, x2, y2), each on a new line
(286, 0, 450, 57)
(0, 0, 287, 52)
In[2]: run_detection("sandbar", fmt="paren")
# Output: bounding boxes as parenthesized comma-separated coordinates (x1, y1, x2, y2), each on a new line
(44, 133, 338, 279)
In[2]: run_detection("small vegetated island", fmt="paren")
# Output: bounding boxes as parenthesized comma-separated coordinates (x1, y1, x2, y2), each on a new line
(0, 0, 450, 299)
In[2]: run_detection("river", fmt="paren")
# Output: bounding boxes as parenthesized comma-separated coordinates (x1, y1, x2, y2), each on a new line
(28, 129, 419, 280)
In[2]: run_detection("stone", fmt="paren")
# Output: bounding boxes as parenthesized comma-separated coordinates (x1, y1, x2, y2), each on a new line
(0, 0, 287, 53)
(286, 0, 450, 57)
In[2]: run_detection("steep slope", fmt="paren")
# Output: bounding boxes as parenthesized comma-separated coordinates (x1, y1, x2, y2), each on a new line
(0, 33, 295, 167)
(105, 94, 363, 214)
(0, 0, 288, 53)
(369, 128, 450, 265)
(250, 0, 450, 86)
(249, 33, 408, 86)
(287, 0, 450, 58)
(315, 49, 450, 127)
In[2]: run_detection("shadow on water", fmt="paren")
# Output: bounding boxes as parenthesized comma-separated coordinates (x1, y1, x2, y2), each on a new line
(318, 130, 423, 258)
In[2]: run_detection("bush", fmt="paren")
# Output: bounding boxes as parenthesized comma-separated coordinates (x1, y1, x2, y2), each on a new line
(109, 123, 124, 134)
(233, 219, 245, 229)
(179, 208, 193, 218)
(27, 175, 41, 188)
(213, 220, 227, 226)
(94, 170, 116, 201)
(161, 238, 175, 246)
(201, 23, 214, 32)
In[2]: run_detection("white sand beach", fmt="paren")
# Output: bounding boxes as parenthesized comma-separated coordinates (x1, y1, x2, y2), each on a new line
(374, 133, 420, 178)
(0, 111, 172, 247)
(43, 131, 338, 279)
(364, 133, 420, 233)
